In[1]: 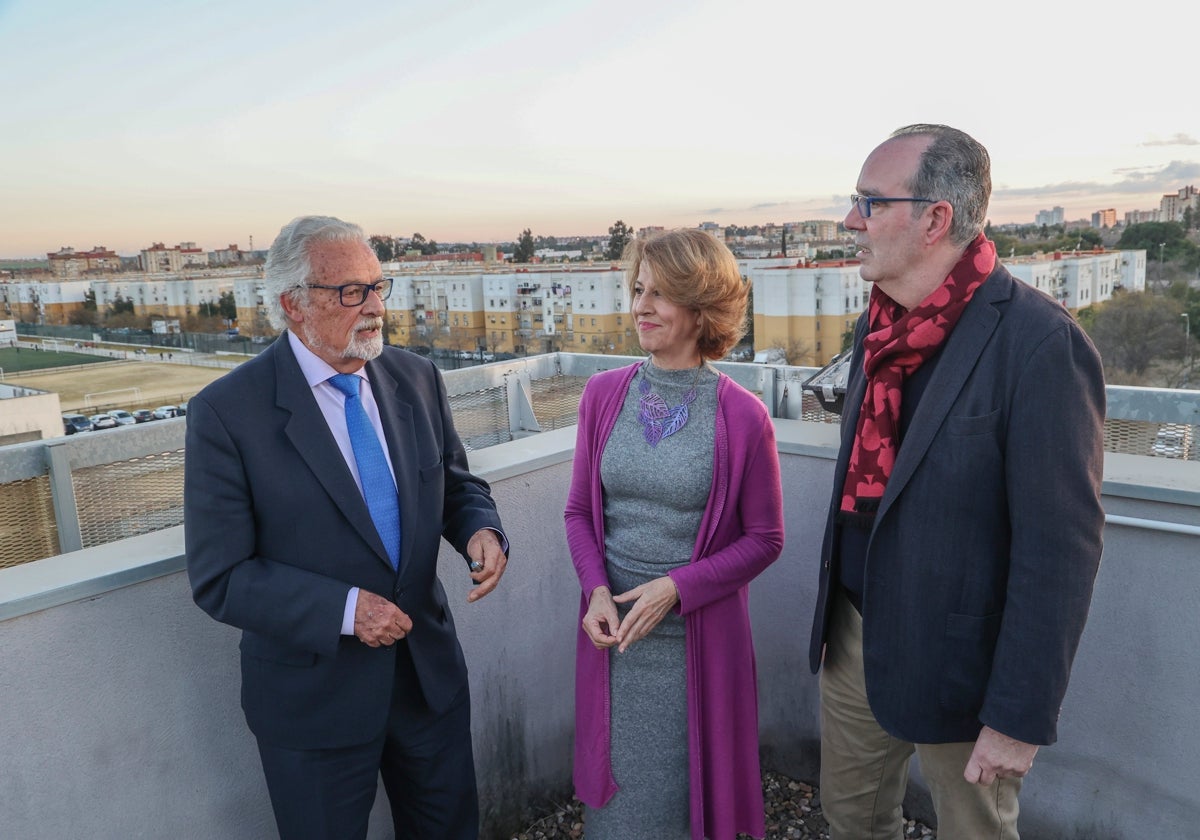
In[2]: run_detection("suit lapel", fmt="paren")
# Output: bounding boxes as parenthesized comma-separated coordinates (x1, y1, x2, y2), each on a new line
(366, 356, 418, 578)
(875, 269, 1010, 522)
(274, 336, 393, 569)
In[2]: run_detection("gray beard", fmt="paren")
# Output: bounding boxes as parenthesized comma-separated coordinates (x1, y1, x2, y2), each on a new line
(300, 322, 384, 363)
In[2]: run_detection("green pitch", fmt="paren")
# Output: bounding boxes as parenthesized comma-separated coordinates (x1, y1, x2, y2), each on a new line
(0, 346, 109, 373)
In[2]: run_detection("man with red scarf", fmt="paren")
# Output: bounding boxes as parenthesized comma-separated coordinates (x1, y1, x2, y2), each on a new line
(807, 125, 1105, 839)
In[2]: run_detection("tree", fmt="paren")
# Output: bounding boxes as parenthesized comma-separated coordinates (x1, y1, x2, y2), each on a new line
(513, 228, 536, 263)
(606, 220, 633, 261)
(369, 235, 395, 262)
(769, 337, 814, 366)
(68, 306, 98, 326)
(1086, 291, 1185, 379)
(107, 295, 135, 317)
(218, 290, 237, 322)
(779, 228, 789, 257)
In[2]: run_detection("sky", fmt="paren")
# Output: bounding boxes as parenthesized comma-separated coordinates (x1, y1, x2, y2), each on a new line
(1, 0, 1197, 258)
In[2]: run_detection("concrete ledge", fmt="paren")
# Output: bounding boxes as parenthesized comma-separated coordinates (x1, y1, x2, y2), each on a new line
(0, 526, 185, 623)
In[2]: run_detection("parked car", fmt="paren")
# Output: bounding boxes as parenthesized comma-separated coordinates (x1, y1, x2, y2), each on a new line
(131, 409, 155, 423)
(1151, 428, 1192, 459)
(152, 405, 181, 420)
(89, 413, 119, 430)
(62, 413, 94, 435)
(108, 409, 137, 426)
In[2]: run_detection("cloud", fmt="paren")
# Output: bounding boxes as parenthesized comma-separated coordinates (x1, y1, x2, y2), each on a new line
(1140, 133, 1199, 147)
(994, 160, 1200, 201)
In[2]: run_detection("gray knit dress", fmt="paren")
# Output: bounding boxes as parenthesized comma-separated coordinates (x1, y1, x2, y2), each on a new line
(584, 361, 718, 840)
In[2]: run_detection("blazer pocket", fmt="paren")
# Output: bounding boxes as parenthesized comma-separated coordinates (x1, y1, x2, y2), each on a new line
(947, 408, 1001, 437)
(938, 612, 1001, 716)
(419, 461, 443, 483)
(240, 633, 317, 668)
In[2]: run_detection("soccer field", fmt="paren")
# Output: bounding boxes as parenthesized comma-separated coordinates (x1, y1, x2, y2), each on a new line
(0, 346, 110, 373)
(7, 360, 233, 413)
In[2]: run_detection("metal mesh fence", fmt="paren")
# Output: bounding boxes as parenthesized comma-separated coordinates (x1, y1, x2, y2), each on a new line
(529, 374, 589, 431)
(1105, 419, 1198, 461)
(449, 386, 510, 451)
(73, 449, 186, 548)
(1, 357, 1197, 571)
(0, 476, 59, 567)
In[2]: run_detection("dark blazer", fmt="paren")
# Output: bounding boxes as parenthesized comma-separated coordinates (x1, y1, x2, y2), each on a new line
(184, 336, 502, 750)
(808, 264, 1105, 746)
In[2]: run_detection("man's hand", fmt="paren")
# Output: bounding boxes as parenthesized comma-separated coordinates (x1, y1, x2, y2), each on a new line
(964, 725, 1039, 786)
(582, 586, 620, 649)
(465, 529, 507, 603)
(612, 576, 679, 653)
(354, 590, 413, 648)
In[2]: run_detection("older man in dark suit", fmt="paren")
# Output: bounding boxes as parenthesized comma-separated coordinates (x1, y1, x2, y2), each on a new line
(808, 126, 1105, 839)
(185, 215, 508, 840)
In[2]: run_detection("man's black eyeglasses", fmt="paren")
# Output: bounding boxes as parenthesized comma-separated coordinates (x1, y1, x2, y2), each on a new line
(850, 194, 936, 219)
(306, 277, 394, 306)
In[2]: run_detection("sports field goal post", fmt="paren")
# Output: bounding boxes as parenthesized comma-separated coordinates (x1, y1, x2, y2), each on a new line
(84, 387, 142, 408)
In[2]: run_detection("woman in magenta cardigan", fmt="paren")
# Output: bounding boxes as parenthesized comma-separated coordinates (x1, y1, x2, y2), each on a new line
(564, 228, 785, 839)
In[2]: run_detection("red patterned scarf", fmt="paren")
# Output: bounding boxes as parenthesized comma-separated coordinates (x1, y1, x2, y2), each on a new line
(840, 234, 996, 514)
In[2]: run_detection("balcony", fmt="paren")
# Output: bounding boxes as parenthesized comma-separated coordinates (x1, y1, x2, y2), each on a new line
(1, 354, 1198, 838)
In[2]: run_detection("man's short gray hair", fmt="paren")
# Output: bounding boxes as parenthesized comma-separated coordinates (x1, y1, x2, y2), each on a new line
(262, 216, 369, 330)
(889, 124, 991, 247)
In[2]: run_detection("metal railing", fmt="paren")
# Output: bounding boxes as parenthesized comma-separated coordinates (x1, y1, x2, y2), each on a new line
(0, 352, 1196, 568)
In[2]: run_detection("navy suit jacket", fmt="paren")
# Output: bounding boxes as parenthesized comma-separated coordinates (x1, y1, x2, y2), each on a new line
(184, 336, 503, 750)
(808, 263, 1105, 746)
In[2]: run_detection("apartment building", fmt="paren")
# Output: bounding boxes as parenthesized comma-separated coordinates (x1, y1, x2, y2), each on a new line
(0, 279, 92, 324)
(560, 268, 635, 356)
(749, 260, 866, 366)
(140, 242, 209, 273)
(1005, 249, 1145, 311)
(91, 274, 235, 320)
(47, 246, 122, 279)
(1160, 186, 1199, 224)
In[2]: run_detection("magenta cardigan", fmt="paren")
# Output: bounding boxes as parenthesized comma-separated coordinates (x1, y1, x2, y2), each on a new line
(564, 362, 785, 840)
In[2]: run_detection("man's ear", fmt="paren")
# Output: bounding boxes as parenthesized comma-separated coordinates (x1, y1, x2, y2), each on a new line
(924, 200, 954, 246)
(279, 291, 303, 324)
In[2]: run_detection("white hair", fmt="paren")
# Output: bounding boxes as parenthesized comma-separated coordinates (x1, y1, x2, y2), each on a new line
(262, 215, 368, 330)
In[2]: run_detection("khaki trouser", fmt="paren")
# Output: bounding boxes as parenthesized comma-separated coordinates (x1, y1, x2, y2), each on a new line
(818, 590, 1021, 840)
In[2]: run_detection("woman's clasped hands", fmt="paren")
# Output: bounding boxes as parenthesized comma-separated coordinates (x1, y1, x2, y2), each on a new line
(582, 577, 680, 654)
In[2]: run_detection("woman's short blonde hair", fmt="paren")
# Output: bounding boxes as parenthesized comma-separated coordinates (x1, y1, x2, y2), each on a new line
(624, 228, 750, 360)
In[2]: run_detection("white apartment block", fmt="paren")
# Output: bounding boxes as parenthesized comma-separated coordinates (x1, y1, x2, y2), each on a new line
(1005, 249, 1145, 310)
(750, 261, 866, 365)
(562, 269, 634, 355)
(1035, 207, 1066, 226)
(0, 279, 92, 324)
(91, 275, 234, 319)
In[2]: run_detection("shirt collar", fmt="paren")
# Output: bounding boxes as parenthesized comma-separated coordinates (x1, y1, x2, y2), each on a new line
(287, 330, 366, 389)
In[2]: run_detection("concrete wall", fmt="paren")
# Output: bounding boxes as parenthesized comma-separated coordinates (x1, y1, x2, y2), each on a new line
(1, 428, 1199, 839)
(0, 387, 63, 442)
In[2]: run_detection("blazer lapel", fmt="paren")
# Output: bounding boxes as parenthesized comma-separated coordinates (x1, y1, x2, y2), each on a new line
(274, 337, 393, 568)
(366, 357, 418, 577)
(875, 270, 1010, 522)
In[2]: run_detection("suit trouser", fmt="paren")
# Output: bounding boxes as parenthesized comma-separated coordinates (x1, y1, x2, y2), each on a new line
(818, 589, 1020, 840)
(256, 639, 478, 840)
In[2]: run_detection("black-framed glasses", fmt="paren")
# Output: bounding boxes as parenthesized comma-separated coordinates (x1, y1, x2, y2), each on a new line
(850, 194, 936, 219)
(306, 277, 394, 306)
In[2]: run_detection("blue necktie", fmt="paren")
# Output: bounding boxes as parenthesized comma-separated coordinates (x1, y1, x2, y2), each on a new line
(328, 373, 401, 570)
